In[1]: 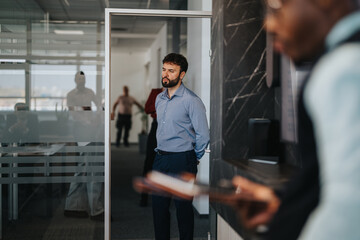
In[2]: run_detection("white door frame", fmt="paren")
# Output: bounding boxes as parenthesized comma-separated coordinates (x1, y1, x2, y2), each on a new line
(104, 8, 212, 240)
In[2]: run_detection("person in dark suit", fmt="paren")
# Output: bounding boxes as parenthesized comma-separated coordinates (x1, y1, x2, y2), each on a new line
(232, 0, 360, 239)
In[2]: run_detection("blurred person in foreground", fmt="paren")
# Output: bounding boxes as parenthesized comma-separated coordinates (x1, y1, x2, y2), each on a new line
(231, 0, 360, 239)
(111, 86, 143, 147)
(152, 53, 209, 240)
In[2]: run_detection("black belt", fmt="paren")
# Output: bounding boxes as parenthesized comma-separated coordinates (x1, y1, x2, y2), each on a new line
(157, 150, 176, 155)
(157, 150, 193, 155)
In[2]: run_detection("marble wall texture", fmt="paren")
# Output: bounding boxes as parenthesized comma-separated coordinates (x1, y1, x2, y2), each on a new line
(210, 0, 301, 237)
(210, 0, 277, 237)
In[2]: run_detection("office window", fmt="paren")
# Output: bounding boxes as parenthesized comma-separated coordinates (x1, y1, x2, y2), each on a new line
(0, 69, 25, 110)
(31, 64, 98, 111)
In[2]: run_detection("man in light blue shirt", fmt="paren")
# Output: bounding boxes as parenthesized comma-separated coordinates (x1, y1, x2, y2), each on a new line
(299, 9, 360, 240)
(152, 53, 209, 240)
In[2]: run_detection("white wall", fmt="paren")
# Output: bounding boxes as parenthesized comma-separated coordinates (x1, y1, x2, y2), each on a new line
(145, 24, 167, 92)
(110, 23, 167, 143)
(110, 50, 148, 143)
(217, 214, 244, 240)
(187, 0, 211, 215)
(143, 23, 167, 132)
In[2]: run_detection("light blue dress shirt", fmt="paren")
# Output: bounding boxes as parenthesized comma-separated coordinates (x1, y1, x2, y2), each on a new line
(155, 83, 210, 160)
(300, 11, 360, 240)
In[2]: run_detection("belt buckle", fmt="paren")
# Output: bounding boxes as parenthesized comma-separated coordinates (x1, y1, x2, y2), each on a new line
(158, 150, 168, 155)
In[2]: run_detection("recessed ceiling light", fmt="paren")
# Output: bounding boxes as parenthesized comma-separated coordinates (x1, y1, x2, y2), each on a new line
(0, 59, 26, 63)
(54, 30, 84, 35)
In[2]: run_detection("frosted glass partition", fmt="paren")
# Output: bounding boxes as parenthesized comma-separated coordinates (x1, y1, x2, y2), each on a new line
(106, 9, 211, 240)
(0, 19, 105, 240)
(1, 111, 104, 143)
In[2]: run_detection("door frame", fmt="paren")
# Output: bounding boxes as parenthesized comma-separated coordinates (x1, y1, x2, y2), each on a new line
(104, 8, 212, 240)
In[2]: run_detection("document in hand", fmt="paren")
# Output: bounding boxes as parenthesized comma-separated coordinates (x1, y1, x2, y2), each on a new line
(133, 171, 268, 209)
(133, 171, 204, 200)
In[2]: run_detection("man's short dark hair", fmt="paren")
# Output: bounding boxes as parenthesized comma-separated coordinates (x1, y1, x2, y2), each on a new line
(162, 53, 188, 73)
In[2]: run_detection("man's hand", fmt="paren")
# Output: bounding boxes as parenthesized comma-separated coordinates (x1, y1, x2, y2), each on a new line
(110, 112, 115, 120)
(231, 176, 280, 229)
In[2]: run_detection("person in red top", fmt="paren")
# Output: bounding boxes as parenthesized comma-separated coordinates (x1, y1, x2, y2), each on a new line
(139, 87, 163, 207)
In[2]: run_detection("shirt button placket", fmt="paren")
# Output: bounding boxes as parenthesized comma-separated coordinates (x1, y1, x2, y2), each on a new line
(163, 100, 168, 124)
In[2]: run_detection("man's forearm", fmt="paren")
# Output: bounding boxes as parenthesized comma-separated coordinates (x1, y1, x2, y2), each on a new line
(112, 102, 118, 113)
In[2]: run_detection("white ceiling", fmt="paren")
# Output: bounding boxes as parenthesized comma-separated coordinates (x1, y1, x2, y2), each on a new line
(0, 0, 185, 21)
(0, 0, 187, 50)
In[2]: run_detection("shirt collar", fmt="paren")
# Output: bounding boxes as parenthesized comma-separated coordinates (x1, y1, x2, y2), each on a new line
(161, 83, 185, 99)
(326, 11, 360, 51)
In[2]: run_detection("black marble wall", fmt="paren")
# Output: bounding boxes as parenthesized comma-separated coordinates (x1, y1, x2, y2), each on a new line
(210, 0, 276, 237)
(222, 1, 272, 161)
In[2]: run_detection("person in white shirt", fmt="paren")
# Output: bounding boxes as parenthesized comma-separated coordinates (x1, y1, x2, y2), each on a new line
(64, 71, 104, 220)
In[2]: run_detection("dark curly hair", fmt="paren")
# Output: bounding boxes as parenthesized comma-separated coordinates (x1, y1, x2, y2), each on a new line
(162, 53, 188, 73)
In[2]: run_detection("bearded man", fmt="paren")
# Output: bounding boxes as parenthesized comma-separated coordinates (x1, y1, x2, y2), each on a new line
(151, 53, 210, 240)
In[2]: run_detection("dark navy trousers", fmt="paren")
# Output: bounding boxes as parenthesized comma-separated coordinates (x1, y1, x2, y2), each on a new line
(152, 150, 198, 240)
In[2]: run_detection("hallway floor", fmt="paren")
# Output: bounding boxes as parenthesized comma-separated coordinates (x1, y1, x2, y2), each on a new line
(2, 183, 104, 240)
(111, 144, 210, 240)
(0, 144, 209, 240)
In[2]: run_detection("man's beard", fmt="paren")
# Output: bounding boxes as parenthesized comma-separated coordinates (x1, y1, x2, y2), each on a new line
(162, 73, 181, 88)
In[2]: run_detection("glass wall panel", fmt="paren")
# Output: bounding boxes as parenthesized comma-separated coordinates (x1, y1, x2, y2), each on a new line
(0, 16, 105, 240)
(0, 70, 25, 97)
(110, 14, 210, 240)
(0, 1, 199, 239)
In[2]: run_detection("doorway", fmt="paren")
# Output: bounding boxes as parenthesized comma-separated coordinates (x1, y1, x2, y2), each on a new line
(105, 8, 212, 239)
